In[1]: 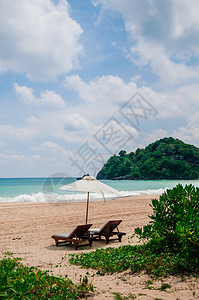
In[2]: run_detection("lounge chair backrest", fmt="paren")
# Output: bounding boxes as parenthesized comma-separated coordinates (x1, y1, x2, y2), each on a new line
(99, 220, 122, 234)
(69, 224, 92, 239)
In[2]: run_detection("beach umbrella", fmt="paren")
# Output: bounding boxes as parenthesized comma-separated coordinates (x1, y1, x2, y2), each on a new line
(59, 175, 118, 224)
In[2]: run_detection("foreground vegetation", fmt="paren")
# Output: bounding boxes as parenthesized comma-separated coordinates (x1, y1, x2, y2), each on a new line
(97, 137, 199, 179)
(0, 256, 93, 299)
(70, 242, 195, 278)
(70, 184, 199, 277)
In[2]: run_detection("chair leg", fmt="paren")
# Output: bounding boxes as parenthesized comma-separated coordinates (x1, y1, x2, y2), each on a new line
(105, 236, 109, 244)
(118, 234, 122, 242)
(89, 239, 93, 247)
(73, 241, 79, 250)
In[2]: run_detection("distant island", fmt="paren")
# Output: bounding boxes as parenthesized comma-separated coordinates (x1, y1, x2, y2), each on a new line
(97, 137, 199, 180)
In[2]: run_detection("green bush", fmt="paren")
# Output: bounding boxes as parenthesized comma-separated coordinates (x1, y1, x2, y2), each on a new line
(135, 184, 199, 270)
(0, 257, 93, 299)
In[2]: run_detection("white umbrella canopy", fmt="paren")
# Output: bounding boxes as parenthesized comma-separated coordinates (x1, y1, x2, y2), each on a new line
(59, 175, 118, 224)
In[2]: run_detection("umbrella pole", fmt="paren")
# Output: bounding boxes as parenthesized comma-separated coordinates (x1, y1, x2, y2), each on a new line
(86, 192, 89, 224)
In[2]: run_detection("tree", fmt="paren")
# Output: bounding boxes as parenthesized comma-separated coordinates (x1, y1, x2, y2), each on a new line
(119, 150, 126, 157)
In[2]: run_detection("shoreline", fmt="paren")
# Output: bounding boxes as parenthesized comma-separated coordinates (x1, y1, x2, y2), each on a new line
(0, 194, 198, 299)
(0, 191, 163, 205)
(0, 193, 159, 204)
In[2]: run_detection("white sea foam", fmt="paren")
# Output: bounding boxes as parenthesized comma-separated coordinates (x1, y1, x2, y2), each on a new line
(0, 188, 166, 203)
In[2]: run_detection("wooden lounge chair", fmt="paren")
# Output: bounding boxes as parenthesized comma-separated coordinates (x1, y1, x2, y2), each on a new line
(52, 224, 92, 250)
(89, 220, 126, 244)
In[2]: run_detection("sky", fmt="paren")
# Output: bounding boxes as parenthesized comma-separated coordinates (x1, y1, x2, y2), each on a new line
(0, 0, 199, 178)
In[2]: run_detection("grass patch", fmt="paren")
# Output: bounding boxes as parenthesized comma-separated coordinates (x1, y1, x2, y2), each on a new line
(69, 240, 194, 278)
(113, 292, 137, 299)
(0, 257, 93, 299)
(159, 283, 171, 291)
(113, 292, 123, 300)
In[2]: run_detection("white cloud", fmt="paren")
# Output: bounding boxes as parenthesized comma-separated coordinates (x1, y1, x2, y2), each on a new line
(93, 118, 139, 155)
(165, 62, 198, 88)
(130, 41, 199, 86)
(26, 111, 91, 143)
(130, 74, 142, 82)
(32, 141, 72, 159)
(139, 86, 182, 119)
(12, 76, 199, 152)
(173, 112, 199, 146)
(111, 41, 117, 46)
(65, 74, 189, 121)
(94, 0, 199, 85)
(95, 0, 199, 53)
(39, 90, 66, 108)
(65, 74, 137, 104)
(0, 153, 27, 164)
(172, 83, 199, 115)
(14, 83, 66, 108)
(14, 83, 35, 104)
(32, 154, 43, 161)
(0, 124, 35, 141)
(140, 129, 169, 148)
(64, 113, 90, 131)
(65, 74, 197, 130)
(0, 0, 83, 81)
(64, 74, 138, 125)
(19, 77, 199, 152)
(147, 82, 199, 120)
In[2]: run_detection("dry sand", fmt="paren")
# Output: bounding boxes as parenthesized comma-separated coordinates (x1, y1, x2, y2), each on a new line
(0, 195, 198, 299)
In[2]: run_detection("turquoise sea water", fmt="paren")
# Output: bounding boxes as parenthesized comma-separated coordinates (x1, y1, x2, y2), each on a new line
(0, 177, 199, 202)
(0, 177, 199, 203)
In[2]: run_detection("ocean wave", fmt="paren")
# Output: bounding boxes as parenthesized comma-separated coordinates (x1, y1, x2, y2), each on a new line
(117, 188, 166, 197)
(0, 188, 166, 203)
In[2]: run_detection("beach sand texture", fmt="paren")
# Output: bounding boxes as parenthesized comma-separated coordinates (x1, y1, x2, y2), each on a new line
(0, 195, 198, 299)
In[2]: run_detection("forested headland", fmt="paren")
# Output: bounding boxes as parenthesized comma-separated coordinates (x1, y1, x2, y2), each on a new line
(97, 137, 199, 180)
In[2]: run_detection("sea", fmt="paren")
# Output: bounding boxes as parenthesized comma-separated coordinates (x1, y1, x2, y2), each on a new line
(0, 177, 199, 203)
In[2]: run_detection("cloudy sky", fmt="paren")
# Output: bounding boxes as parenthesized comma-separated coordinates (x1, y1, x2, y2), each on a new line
(0, 0, 199, 178)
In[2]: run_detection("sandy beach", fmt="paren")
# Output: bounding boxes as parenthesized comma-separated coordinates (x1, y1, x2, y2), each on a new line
(0, 195, 198, 299)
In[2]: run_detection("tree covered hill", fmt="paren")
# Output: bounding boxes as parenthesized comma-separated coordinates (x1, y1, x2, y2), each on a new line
(97, 137, 199, 180)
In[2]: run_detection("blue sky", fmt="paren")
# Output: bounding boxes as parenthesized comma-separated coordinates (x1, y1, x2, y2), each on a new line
(0, 0, 199, 178)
